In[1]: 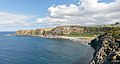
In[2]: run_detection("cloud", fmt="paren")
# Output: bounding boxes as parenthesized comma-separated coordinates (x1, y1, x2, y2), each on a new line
(36, 0, 120, 26)
(0, 12, 34, 28)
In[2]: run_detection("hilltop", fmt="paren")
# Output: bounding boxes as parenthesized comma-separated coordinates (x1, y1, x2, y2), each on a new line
(96, 22, 120, 27)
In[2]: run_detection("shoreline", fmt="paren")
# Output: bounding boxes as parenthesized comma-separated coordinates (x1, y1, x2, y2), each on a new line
(55, 36, 96, 45)
(12, 34, 96, 45)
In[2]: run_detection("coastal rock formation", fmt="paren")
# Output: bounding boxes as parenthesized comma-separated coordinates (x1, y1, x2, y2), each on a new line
(51, 26, 114, 36)
(16, 26, 113, 37)
(16, 29, 45, 36)
(51, 26, 85, 36)
(90, 28, 120, 64)
(16, 22, 120, 36)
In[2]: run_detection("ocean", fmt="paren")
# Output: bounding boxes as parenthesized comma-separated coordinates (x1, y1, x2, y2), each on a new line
(0, 32, 94, 64)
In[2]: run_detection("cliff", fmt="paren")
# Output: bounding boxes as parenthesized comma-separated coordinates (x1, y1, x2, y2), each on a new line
(90, 28, 120, 64)
(16, 29, 45, 36)
(51, 26, 85, 35)
(16, 22, 120, 38)
(16, 26, 113, 37)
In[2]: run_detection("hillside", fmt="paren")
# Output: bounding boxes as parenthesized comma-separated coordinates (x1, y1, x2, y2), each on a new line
(15, 26, 114, 37)
(15, 22, 120, 38)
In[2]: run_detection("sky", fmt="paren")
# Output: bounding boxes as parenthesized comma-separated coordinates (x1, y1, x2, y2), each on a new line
(0, 0, 119, 31)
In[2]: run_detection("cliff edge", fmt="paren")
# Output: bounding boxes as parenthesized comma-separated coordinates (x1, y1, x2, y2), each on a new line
(90, 28, 120, 64)
(15, 26, 113, 37)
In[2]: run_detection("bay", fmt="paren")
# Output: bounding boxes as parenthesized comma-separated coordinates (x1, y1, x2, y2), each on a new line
(0, 32, 94, 64)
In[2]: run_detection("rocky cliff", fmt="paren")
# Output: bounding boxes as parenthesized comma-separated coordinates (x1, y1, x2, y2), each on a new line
(90, 28, 120, 64)
(16, 29, 45, 36)
(51, 26, 85, 36)
(16, 26, 113, 37)
(16, 22, 120, 36)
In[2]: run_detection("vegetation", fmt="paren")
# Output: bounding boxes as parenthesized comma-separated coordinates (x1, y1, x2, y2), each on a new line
(107, 27, 120, 39)
(68, 32, 95, 37)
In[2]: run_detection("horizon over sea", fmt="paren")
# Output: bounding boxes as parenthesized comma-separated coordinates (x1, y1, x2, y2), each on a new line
(0, 32, 94, 64)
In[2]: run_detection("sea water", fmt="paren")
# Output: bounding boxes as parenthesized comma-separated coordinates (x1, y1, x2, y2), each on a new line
(0, 32, 94, 64)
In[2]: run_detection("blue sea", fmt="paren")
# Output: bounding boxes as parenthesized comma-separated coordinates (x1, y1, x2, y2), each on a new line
(0, 32, 94, 64)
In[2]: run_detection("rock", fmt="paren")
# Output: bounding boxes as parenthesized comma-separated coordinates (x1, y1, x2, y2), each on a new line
(15, 25, 119, 39)
(90, 29, 120, 64)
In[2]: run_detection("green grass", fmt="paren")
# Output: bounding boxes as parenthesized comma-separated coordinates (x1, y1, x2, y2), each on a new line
(68, 32, 95, 37)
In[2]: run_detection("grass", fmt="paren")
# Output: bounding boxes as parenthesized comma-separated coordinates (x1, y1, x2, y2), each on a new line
(68, 32, 95, 37)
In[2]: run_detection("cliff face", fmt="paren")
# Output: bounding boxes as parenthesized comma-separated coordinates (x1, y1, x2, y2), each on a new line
(51, 26, 85, 36)
(51, 26, 114, 36)
(16, 26, 85, 36)
(90, 29, 120, 64)
(16, 29, 45, 36)
(16, 26, 113, 37)
(16, 22, 120, 36)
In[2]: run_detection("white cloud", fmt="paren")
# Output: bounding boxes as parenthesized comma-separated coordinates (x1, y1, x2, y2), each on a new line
(36, 0, 120, 26)
(0, 12, 34, 28)
(1, 0, 119, 31)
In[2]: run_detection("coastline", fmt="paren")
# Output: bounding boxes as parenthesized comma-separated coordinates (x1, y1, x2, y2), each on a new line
(13, 34, 96, 45)
(56, 36, 96, 45)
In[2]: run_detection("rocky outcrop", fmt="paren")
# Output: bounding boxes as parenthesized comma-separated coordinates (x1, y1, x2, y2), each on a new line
(16, 29, 45, 36)
(90, 29, 120, 64)
(51, 26, 85, 36)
